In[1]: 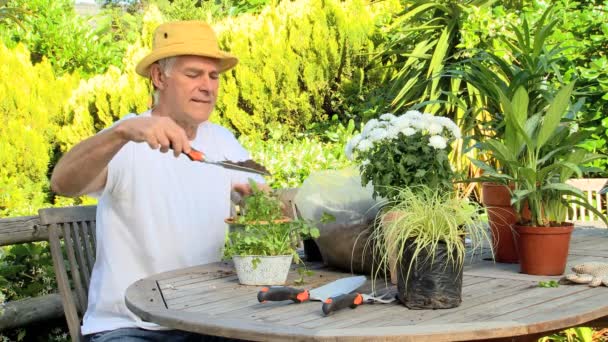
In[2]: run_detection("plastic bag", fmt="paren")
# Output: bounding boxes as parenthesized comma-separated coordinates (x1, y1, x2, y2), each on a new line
(294, 166, 383, 273)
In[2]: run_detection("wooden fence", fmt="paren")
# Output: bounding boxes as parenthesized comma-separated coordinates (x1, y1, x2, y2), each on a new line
(566, 178, 608, 228)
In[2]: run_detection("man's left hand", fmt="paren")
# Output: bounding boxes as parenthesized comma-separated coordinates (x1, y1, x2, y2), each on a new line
(232, 182, 270, 196)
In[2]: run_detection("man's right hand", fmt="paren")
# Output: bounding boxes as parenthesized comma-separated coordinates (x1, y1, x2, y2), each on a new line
(51, 115, 194, 197)
(115, 116, 191, 157)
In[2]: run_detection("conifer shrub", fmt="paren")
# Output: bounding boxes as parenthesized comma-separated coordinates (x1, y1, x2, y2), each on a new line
(0, 43, 79, 216)
(213, 0, 399, 138)
(56, 6, 164, 151)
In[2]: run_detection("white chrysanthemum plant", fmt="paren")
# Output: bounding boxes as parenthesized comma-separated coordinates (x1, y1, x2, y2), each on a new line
(345, 111, 461, 201)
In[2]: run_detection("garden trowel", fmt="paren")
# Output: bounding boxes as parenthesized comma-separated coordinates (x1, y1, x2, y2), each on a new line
(257, 275, 366, 303)
(181, 147, 271, 176)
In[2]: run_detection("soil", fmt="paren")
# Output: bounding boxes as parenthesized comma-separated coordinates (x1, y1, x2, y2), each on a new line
(223, 159, 270, 175)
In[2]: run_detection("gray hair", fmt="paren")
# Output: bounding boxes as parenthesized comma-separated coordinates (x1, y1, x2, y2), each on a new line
(152, 57, 177, 106)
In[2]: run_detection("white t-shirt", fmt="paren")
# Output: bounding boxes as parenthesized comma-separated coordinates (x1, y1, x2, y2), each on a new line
(81, 111, 262, 335)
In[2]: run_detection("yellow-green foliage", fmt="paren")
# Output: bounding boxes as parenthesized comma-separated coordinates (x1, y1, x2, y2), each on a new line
(0, 2, 397, 215)
(55, 6, 163, 152)
(213, 0, 399, 138)
(240, 134, 353, 189)
(0, 5, 161, 215)
(0, 43, 79, 216)
(57, 63, 150, 151)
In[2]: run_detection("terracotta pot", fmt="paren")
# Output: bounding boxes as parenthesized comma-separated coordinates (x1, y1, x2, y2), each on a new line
(481, 183, 518, 263)
(514, 223, 574, 275)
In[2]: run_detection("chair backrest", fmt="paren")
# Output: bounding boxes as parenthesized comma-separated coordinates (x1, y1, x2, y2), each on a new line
(40, 205, 97, 342)
(566, 178, 608, 228)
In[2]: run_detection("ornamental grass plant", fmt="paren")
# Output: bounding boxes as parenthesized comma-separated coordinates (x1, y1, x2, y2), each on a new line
(368, 185, 491, 286)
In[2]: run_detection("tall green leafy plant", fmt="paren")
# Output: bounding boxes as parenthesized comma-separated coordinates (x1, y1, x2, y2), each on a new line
(545, 0, 608, 176)
(373, 0, 497, 196)
(449, 6, 603, 204)
(452, 8, 567, 146)
(1, 0, 132, 76)
(471, 83, 608, 227)
(376, 0, 492, 115)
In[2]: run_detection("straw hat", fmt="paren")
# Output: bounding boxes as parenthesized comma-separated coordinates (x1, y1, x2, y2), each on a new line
(135, 21, 238, 77)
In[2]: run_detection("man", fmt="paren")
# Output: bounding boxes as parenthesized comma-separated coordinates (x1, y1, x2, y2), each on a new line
(51, 21, 261, 341)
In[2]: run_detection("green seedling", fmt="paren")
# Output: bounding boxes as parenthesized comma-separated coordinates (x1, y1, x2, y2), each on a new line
(294, 266, 314, 285)
(538, 280, 560, 288)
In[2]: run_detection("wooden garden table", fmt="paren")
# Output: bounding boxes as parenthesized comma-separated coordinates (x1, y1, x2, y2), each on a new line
(125, 227, 608, 342)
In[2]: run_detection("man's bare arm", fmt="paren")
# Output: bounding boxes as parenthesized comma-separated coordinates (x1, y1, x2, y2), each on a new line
(51, 127, 127, 197)
(51, 116, 191, 197)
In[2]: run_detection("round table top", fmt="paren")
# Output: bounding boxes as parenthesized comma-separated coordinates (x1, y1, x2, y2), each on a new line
(125, 228, 608, 341)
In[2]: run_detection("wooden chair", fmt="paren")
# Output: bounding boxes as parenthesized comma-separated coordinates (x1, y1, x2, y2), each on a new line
(41, 205, 97, 342)
(42, 193, 297, 340)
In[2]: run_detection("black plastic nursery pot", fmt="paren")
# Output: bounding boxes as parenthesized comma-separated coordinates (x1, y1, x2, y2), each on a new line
(397, 239, 463, 309)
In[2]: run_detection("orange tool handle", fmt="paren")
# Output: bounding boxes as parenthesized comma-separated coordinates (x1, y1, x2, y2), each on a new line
(257, 286, 309, 303)
(183, 148, 205, 162)
(168, 143, 206, 162)
(322, 293, 363, 315)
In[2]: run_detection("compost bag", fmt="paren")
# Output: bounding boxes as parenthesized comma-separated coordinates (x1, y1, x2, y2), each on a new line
(294, 167, 383, 273)
(398, 239, 463, 309)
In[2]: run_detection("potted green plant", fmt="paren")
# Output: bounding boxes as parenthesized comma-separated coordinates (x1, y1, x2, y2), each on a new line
(346, 111, 461, 282)
(452, 8, 572, 264)
(223, 181, 320, 285)
(471, 82, 608, 275)
(346, 111, 490, 308)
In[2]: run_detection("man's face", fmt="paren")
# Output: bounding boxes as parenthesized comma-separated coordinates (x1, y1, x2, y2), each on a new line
(159, 55, 221, 125)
